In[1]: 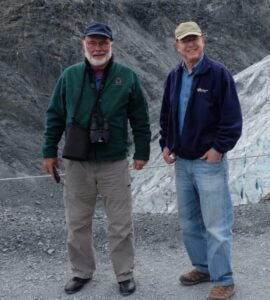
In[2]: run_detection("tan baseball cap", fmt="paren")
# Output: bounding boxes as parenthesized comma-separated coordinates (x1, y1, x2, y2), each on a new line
(175, 21, 202, 40)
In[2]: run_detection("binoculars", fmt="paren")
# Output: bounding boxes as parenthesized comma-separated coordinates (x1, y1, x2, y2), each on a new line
(89, 116, 110, 144)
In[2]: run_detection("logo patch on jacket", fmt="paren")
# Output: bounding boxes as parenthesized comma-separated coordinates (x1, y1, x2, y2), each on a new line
(114, 77, 123, 86)
(197, 88, 208, 93)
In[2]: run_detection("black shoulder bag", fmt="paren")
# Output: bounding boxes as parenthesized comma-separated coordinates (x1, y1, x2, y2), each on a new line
(62, 68, 90, 161)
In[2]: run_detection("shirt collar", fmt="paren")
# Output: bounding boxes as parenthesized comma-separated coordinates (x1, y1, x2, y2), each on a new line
(182, 53, 204, 75)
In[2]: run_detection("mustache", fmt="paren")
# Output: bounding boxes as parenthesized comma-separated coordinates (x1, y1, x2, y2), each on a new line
(92, 51, 107, 56)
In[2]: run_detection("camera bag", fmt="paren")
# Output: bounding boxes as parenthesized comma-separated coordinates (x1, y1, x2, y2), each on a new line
(62, 68, 90, 160)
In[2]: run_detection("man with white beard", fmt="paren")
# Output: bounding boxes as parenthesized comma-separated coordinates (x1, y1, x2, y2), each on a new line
(42, 22, 151, 296)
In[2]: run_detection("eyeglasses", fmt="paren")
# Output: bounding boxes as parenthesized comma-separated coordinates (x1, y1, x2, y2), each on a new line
(86, 40, 111, 49)
(177, 35, 201, 44)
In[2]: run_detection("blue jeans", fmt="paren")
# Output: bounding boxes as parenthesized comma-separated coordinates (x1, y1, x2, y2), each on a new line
(175, 157, 234, 285)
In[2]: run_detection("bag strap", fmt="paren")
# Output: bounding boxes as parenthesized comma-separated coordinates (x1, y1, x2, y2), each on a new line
(72, 66, 87, 122)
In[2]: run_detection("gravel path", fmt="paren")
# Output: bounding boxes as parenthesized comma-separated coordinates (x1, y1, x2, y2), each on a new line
(1, 179, 270, 300)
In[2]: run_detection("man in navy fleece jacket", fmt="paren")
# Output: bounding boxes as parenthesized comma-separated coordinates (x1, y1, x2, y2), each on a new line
(159, 21, 242, 300)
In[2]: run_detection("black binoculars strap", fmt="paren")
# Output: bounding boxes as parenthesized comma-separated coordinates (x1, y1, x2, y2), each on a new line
(88, 58, 113, 120)
(71, 59, 113, 125)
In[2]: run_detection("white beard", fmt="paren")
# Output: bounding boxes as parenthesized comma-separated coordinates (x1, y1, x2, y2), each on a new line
(84, 44, 112, 67)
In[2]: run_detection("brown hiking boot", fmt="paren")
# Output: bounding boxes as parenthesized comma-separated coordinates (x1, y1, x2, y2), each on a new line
(179, 269, 210, 286)
(207, 284, 235, 300)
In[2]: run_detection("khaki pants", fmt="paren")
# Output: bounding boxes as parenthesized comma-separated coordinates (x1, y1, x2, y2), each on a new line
(63, 159, 134, 282)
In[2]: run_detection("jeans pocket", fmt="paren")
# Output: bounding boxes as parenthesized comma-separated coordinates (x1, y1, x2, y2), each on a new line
(205, 159, 222, 164)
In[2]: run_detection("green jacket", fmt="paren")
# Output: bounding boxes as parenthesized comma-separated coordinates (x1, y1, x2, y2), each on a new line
(42, 60, 151, 161)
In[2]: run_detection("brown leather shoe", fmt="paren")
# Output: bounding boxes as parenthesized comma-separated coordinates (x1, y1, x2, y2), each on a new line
(179, 269, 210, 286)
(64, 277, 91, 294)
(207, 284, 235, 300)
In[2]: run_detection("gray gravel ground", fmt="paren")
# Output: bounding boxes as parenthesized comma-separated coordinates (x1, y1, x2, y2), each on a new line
(1, 178, 270, 300)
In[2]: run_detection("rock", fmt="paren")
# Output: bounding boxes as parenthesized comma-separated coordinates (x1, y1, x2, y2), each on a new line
(47, 248, 55, 255)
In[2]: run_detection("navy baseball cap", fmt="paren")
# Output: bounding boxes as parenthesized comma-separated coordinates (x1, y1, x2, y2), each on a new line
(84, 22, 113, 40)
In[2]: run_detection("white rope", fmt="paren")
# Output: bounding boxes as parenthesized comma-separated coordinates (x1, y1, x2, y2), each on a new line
(0, 173, 65, 182)
(0, 153, 269, 182)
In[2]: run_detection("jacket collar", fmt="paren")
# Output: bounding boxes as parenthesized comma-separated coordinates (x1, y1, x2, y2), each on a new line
(176, 54, 211, 75)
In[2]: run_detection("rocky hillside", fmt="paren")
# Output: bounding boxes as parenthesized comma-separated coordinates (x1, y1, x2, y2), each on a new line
(1, 0, 270, 178)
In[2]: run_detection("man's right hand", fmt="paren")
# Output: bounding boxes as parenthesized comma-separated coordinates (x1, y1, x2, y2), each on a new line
(163, 147, 176, 164)
(43, 158, 59, 175)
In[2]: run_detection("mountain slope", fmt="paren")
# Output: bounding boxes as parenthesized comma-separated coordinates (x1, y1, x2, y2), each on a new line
(0, 0, 270, 205)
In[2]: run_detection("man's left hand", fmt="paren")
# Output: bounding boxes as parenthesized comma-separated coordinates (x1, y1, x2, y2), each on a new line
(200, 148, 222, 163)
(133, 160, 148, 170)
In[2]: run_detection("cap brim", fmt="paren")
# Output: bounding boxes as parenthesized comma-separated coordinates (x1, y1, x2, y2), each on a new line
(84, 31, 112, 39)
(176, 32, 201, 40)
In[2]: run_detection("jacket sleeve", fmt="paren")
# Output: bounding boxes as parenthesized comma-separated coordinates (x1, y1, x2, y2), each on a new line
(42, 74, 67, 158)
(212, 69, 242, 153)
(159, 74, 171, 151)
(128, 72, 151, 161)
